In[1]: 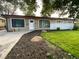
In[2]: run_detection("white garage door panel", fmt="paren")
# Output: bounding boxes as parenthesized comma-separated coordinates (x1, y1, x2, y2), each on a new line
(50, 23, 74, 30)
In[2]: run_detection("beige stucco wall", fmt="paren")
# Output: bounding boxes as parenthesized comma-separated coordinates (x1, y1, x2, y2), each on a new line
(0, 20, 5, 27)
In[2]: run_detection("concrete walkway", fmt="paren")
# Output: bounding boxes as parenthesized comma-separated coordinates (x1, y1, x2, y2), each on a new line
(0, 30, 29, 59)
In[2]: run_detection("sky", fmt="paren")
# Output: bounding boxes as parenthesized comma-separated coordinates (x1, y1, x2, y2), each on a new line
(14, 8, 24, 15)
(51, 11, 69, 18)
(15, 0, 69, 18)
(34, 0, 42, 16)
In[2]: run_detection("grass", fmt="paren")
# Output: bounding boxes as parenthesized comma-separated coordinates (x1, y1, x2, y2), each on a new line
(41, 30, 79, 58)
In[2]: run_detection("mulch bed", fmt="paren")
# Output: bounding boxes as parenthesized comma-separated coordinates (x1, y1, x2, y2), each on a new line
(5, 30, 49, 59)
(5, 30, 78, 59)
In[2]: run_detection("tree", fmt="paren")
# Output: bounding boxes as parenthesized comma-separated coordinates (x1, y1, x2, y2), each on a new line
(6, 0, 36, 16)
(42, 0, 79, 18)
(3, 0, 79, 18)
(0, 0, 19, 15)
(20, 0, 36, 16)
(41, 0, 54, 16)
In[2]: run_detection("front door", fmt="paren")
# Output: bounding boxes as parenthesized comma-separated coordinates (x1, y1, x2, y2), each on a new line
(29, 19, 35, 31)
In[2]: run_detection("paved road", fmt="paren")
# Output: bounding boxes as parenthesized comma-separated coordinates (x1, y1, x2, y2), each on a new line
(0, 30, 28, 59)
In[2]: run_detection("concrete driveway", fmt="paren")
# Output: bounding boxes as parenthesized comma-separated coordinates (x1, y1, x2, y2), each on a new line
(0, 30, 29, 59)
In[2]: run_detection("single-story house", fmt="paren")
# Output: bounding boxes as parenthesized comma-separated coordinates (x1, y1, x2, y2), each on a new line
(0, 17, 6, 30)
(1, 15, 75, 32)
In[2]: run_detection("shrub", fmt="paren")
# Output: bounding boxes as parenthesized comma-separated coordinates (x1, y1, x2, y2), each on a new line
(73, 26, 78, 30)
(57, 27, 60, 31)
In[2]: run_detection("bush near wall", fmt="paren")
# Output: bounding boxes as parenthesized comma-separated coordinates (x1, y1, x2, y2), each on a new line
(73, 23, 79, 30)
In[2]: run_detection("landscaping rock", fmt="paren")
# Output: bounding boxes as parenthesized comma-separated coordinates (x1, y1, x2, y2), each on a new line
(31, 36, 42, 42)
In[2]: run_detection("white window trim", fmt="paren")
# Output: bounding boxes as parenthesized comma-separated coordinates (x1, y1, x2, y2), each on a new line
(10, 18, 26, 28)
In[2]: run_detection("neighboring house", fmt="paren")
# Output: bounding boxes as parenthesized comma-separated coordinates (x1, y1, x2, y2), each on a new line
(2, 15, 75, 32)
(0, 17, 6, 30)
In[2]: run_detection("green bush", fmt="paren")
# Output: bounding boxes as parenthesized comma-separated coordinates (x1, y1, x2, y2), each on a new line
(73, 26, 78, 30)
(57, 27, 60, 31)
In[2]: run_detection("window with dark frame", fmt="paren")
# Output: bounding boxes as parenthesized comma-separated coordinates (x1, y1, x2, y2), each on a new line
(12, 19, 24, 27)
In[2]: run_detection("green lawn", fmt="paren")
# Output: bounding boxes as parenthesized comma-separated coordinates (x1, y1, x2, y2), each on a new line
(41, 30, 79, 58)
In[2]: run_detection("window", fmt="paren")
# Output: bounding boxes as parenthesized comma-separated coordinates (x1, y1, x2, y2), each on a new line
(30, 20, 33, 23)
(39, 20, 50, 28)
(12, 19, 24, 27)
